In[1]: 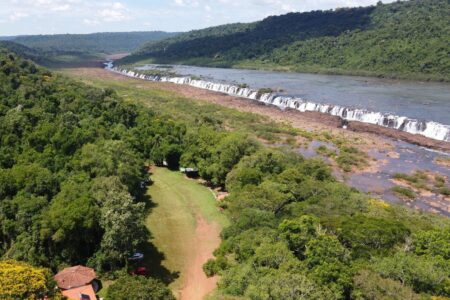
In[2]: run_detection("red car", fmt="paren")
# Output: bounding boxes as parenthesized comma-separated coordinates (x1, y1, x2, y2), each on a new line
(130, 267, 147, 276)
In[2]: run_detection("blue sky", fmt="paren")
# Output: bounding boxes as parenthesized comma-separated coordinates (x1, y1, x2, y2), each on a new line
(0, 0, 395, 36)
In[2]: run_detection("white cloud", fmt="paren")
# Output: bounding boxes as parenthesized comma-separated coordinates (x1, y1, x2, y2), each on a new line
(83, 18, 99, 25)
(9, 12, 29, 21)
(97, 2, 130, 22)
(174, 0, 200, 7)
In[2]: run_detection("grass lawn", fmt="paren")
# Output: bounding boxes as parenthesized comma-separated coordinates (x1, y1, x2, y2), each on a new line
(145, 167, 229, 298)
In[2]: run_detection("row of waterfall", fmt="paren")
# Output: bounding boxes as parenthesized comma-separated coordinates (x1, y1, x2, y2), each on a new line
(105, 62, 450, 142)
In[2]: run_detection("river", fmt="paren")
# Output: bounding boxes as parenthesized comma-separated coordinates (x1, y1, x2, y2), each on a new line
(132, 64, 450, 141)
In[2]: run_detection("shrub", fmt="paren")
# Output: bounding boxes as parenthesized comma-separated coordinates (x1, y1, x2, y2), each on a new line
(391, 186, 416, 199)
(107, 276, 175, 300)
(439, 186, 450, 196)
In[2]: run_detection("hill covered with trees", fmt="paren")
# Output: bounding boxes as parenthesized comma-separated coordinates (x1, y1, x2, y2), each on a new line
(0, 41, 48, 64)
(9, 31, 179, 54)
(122, 0, 450, 81)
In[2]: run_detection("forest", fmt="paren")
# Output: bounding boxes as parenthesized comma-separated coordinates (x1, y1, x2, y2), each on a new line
(0, 49, 449, 299)
(121, 0, 450, 81)
(8, 31, 179, 54)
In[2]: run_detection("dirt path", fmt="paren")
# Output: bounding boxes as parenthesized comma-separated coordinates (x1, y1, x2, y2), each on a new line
(146, 167, 228, 300)
(179, 216, 220, 300)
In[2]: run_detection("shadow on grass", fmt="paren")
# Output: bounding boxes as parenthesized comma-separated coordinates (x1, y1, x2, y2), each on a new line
(133, 175, 180, 285)
(138, 241, 180, 285)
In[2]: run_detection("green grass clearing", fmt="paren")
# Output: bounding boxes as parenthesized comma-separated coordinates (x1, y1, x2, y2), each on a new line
(145, 167, 229, 295)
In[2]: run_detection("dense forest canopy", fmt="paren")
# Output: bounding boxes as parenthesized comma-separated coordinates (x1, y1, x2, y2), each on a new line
(0, 41, 47, 64)
(121, 0, 450, 81)
(8, 31, 180, 54)
(1, 49, 449, 299)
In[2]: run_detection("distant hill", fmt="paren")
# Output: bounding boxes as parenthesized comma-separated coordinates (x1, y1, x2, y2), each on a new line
(0, 41, 47, 63)
(0, 36, 15, 41)
(121, 0, 450, 81)
(0, 40, 106, 68)
(11, 31, 180, 54)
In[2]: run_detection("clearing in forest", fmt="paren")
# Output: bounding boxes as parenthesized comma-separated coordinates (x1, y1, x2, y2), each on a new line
(145, 167, 229, 300)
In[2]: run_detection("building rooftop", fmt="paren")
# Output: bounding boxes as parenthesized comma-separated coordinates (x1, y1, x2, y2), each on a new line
(54, 265, 96, 290)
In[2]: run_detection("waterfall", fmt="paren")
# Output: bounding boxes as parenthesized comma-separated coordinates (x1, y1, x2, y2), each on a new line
(105, 63, 450, 142)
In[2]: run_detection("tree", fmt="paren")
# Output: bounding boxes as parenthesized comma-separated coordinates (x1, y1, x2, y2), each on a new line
(40, 174, 101, 265)
(412, 229, 450, 259)
(374, 252, 449, 296)
(76, 140, 144, 194)
(338, 215, 410, 257)
(106, 276, 175, 300)
(0, 260, 61, 300)
(245, 270, 335, 300)
(91, 177, 147, 270)
(304, 235, 352, 297)
(279, 215, 320, 257)
(352, 270, 421, 300)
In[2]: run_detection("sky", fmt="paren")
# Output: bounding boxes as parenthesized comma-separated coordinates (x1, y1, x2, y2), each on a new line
(0, 0, 396, 36)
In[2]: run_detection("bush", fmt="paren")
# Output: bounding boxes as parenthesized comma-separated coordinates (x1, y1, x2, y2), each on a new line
(204, 256, 229, 277)
(391, 186, 416, 200)
(336, 146, 368, 172)
(439, 186, 450, 196)
(107, 276, 175, 300)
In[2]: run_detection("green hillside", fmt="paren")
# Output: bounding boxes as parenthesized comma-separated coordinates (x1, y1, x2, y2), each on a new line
(11, 31, 179, 54)
(0, 41, 47, 63)
(0, 40, 104, 67)
(122, 0, 450, 81)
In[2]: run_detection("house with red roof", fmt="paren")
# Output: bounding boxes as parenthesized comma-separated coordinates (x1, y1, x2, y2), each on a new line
(54, 266, 98, 300)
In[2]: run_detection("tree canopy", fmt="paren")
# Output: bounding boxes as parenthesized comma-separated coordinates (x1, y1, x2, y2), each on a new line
(0, 260, 61, 300)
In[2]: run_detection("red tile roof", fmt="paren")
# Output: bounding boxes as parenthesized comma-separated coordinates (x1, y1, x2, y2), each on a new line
(61, 284, 96, 300)
(54, 265, 96, 290)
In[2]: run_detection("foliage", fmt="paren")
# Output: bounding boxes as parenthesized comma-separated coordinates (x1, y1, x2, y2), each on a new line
(373, 252, 450, 296)
(3, 47, 450, 300)
(391, 186, 417, 200)
(206, 145, 450, 299)
(336, 146, 369, 172)
(337, 215, 410, 257)
(0, 51, 180, 270)
(106, 275, 175, 300)
(393, 171, 450, 196)
(352, 270, 421, 300)
(180, 129, 258, 186)
(90, 177, 147, 270)
(11, 32, 179, 54)
(122, 0, 450, 81)
(0, 260, 61, 300)
(412, 229, 450, 260)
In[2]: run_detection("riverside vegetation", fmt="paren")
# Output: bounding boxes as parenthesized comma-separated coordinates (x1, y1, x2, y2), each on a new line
(121, 0, 450, 81)
(1, 50, 450, 299)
